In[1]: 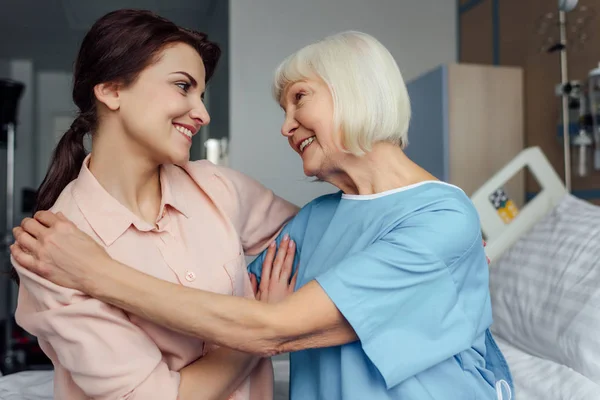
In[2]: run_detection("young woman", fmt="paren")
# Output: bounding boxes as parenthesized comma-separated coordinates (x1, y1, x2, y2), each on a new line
(10, 9, 298, 400)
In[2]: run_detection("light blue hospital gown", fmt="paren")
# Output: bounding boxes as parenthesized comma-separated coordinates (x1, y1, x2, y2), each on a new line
(248, 182, 513, 400)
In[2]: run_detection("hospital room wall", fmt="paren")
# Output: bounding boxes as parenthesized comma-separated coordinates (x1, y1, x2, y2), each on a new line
(228, 0, 458, 207)
(459, 0, 600, 204)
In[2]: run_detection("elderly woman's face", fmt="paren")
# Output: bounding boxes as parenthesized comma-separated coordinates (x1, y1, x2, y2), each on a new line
(279, 78, 343, 178)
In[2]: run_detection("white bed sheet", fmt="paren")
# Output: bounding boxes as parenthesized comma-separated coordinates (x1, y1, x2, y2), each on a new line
(495, 336, 600, 400)
(0, 370, 53, 400)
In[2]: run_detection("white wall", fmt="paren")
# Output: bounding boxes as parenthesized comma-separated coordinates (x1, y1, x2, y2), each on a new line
(229, 0, 457, 206)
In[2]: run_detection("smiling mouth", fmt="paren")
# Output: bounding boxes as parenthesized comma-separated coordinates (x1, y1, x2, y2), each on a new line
(174, 124, 193, 141)
(299, 136, 316, 153)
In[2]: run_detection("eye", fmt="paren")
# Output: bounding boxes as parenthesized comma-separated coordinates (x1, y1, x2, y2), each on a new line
(176, 82, 191, 92)
(294, 92, 305, 102)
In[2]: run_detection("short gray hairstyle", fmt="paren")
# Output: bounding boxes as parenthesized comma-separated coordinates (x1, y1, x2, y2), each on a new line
(273, 31, 411, 155)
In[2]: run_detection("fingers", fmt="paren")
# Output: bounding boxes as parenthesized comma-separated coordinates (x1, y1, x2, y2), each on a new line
(280, 239, 295, 282)
(34, 211, 60, 228)
(21, 217, 48, 239)
(259, 241, 277, 295)
(12, 226, 41, 256)
(271, 235, 290, 281)
(10, 243, 38, 271)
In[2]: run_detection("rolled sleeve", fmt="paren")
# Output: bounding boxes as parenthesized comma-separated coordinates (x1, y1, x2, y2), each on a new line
(14, 263, 181, 400)
(314, 230, 477, 389)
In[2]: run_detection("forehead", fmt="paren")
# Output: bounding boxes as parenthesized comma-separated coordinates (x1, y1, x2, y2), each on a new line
(146, 43, 206, 85)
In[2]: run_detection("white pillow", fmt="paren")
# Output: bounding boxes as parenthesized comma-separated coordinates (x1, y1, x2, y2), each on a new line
(489, 194, 600, 382)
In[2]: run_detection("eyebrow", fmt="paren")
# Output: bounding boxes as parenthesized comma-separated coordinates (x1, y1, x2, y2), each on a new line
(171, 71, 198, 88)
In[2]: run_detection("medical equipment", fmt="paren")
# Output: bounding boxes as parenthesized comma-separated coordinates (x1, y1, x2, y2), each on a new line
(587, 63, 600, 170)
(554, 0, 579, 190)
(0, 78, 24, 375)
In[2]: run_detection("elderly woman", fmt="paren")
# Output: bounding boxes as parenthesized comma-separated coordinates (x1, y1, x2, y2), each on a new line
(12, 31, 512, 399)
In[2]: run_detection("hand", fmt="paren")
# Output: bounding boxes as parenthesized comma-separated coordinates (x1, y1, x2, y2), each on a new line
(10, 211, 111, 292)
(249, 234, 298, 304)
(483, 239, 490, 265)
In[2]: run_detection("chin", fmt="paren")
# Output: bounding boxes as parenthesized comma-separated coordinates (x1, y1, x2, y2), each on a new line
(162, 150, 190, 166)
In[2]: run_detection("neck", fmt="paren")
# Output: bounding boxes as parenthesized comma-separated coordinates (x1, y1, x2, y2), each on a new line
(88, 120, 162, 224)
(323, 142, 437, 195)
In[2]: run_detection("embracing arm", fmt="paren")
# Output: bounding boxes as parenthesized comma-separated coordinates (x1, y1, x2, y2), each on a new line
(12, 236, 259, 400)
(14, 262, 256, 400)
(87, 257, 357, 356)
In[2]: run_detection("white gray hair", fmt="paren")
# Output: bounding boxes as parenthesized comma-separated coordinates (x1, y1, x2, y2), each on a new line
(273, 31, 411, 155)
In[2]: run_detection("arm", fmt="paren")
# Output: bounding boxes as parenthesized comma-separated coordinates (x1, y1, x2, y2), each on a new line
(13, 262, 182, 400)
(85, 258, 357, 356)
(14, 259, 259, 400)
(179, 348, 259, 400)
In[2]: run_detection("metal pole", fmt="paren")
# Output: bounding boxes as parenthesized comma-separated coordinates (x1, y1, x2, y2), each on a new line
(3, 122, 15, 373)
(559, 10, 572, 192)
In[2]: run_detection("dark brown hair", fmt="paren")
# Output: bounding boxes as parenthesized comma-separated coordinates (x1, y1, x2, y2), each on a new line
(9, 10, 219, 284)
(35, 9, 221, 213)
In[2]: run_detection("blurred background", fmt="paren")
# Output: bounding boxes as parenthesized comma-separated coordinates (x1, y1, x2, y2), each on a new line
(1, 0, 599, 398)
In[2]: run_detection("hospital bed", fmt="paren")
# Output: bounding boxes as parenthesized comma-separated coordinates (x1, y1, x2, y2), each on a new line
(472, 146, 600, 400)
(0, 146, 597, 399)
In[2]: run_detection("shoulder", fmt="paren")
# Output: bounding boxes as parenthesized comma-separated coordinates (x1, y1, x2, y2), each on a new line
(291, 191, 341, 221)
(177, 160, 267, 196)
(305, 191, 342, 210)
(387, 183, 482, 263)
(48, 181, 94, 233)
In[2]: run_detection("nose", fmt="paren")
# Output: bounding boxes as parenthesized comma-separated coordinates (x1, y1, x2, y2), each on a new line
(190, 98, 211, 127)
(281, 113, 299, 137)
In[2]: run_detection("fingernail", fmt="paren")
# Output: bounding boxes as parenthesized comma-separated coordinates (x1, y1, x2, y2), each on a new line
(270, 241, 276, 247)
(283, 233, 289, 241)
(289, 240, 294, 248)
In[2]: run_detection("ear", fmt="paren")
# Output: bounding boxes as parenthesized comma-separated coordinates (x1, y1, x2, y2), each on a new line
(93, 82, 121, 111)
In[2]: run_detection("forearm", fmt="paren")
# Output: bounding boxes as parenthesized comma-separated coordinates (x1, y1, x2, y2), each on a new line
(87, 259, 283, 356)
(86, 258, 357, 355)
(179, 348, 260, 400)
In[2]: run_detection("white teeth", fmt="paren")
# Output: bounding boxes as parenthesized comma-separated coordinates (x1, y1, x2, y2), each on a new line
(174, 125, 193, 138)
(299, 136, 315, 152)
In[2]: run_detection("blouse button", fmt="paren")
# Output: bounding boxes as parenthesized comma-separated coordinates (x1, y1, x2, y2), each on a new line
(185, 270, 196, 282)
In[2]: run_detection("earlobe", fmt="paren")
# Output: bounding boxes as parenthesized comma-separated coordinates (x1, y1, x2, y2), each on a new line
(93, 82, 120, 111)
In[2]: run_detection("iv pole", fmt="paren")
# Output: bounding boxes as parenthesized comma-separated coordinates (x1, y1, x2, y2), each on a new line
(557, 0, 579, 192)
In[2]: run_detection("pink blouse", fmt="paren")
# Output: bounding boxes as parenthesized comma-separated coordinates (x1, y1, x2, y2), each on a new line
(13, 156, 298, 400)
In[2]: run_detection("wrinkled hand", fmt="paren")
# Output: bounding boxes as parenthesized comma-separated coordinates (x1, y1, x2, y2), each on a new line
(10, 211, 111, 292)
(249, 234, 298, 304)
